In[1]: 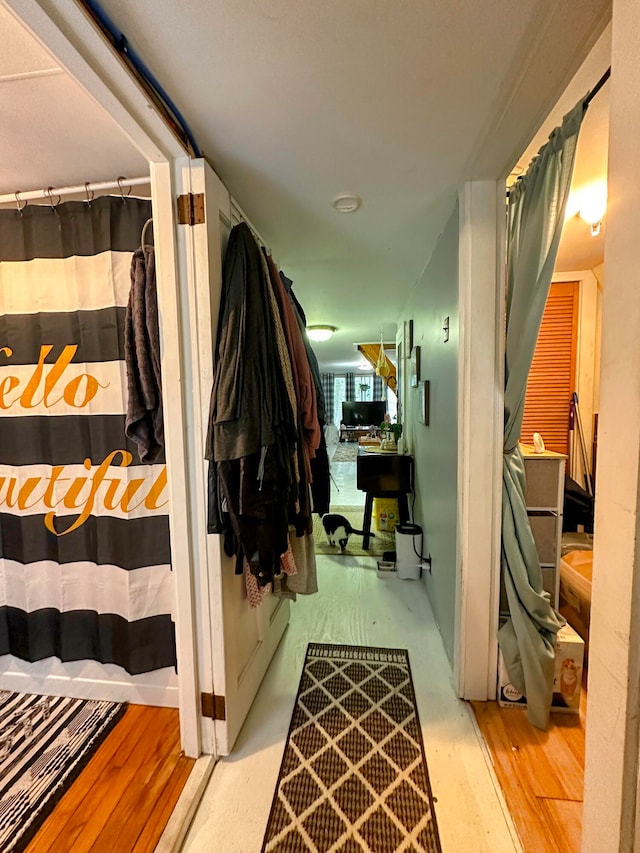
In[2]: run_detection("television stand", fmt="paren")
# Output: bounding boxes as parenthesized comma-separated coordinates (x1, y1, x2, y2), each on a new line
(339, 426, 371, 443)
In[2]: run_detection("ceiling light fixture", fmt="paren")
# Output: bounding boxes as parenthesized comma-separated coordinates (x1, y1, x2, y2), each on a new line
(331, 193, 362, 214)
(307, 325, 337, 342)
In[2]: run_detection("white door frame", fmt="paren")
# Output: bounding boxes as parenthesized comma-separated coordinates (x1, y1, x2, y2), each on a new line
(4, 0, 204, 757)
(455, 181, 505, 701)
(582, 1, 640, 847)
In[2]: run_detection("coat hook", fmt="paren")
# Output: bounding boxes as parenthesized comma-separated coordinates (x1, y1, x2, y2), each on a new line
(84, 182, 94, 206)
(15, 191, 26, 215)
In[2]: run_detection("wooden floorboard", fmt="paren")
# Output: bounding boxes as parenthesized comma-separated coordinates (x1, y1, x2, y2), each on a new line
(471, 683, 587, 853)
(25, 705, 194, 853)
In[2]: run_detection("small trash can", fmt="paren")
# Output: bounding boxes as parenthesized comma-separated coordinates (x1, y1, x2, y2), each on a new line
(395, 523, 422, 580)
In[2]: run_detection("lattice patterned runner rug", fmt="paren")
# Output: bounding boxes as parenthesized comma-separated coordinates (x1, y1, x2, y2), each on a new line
(261, 643, 442, 852)
(0, 691, 126, 852)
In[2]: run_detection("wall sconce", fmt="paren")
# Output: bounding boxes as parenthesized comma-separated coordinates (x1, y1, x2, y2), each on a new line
(571, 181, 607, 237)
(579, 198, 607, 237)
(307, 325, 337, 342)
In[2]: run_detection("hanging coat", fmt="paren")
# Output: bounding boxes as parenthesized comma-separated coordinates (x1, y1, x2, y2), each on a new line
(206, 223, 297, 586)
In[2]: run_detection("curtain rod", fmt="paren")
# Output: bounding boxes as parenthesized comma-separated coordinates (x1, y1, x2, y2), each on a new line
(0, 176, 150, 206)
(506, 67, 611, 197)
(584, 67, 611, 110)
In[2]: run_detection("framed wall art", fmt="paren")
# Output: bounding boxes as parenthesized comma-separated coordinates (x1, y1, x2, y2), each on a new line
(418, 380, 430, 425)
(409, 345, 420, 388)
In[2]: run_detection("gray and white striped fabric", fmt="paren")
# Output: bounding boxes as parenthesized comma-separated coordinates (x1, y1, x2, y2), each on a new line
(345, 373, 355, 402)
(373, 374, 384, 401)
(320, 373, 335, 425)
(0, 197, 175, 675)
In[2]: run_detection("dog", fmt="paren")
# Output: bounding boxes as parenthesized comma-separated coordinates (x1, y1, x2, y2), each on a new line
(321, 513, 372, 552)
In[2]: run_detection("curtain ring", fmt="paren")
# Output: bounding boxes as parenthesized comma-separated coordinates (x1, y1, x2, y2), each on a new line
(116, 176, 131, 202)
(45, 187, 61, 211)
(15, 191, 26, 215)
(84, 182, 94, 206)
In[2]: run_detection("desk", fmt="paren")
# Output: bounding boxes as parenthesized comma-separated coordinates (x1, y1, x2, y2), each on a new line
(356, 452, 413, 549)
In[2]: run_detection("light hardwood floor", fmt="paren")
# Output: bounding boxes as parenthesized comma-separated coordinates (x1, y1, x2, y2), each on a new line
(25, 704, 194, 853)
(471, 684, 587, 853)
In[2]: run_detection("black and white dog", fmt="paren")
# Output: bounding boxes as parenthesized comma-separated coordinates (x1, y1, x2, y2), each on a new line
(321, 513, 373, 552)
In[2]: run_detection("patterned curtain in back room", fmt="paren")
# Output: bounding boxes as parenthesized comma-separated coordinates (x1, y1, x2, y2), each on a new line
(0, 196, 175, 675)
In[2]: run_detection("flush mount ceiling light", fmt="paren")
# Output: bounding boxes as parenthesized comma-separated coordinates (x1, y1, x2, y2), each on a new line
(307, 325, 337, 342)
(331, 193, 362, 214)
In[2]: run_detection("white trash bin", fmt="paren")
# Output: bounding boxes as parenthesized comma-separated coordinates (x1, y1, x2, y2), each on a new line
(395, 523, 422, 580)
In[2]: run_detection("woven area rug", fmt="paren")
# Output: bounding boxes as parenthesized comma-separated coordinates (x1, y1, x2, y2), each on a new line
(313, 507, 395, 558)
(262, 643, 442, 852)
(0, 691, 126, 852)
(331, 444, 359, 463)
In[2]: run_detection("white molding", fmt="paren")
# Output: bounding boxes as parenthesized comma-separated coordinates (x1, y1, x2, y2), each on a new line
(456, 181, 503, 700)
(155, 756, 216, 852)
(152, 160, 202, 758)
(0, 662, 178, 707)
(173, 158, 224, 756)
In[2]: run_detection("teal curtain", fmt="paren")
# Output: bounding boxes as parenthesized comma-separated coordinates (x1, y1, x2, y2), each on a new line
(498, 99, 586, 730)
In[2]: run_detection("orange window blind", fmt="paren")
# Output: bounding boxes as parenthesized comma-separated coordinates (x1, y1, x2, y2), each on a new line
(520, 281, 579, 457)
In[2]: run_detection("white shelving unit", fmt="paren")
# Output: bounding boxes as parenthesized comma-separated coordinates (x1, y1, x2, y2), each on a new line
(521, 444, 566, 609)
(499, 444, 566, 618)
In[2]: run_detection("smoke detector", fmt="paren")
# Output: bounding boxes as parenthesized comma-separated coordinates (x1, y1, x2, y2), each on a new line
(331, 194, 362, 214)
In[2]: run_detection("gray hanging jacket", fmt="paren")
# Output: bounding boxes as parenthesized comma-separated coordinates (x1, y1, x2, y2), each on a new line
(125, 247, 164, 463)
(206, 223, 296, 585)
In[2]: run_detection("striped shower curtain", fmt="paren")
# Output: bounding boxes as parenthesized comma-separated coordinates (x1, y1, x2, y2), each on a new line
(0, 196, 175, 675)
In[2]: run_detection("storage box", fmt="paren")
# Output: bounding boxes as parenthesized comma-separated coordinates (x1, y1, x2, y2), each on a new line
(498, 623, 584, 714)
(559, 549, 592, 651)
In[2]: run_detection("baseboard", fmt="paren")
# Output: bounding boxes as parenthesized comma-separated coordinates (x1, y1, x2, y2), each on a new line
(0, 655, 179, 707)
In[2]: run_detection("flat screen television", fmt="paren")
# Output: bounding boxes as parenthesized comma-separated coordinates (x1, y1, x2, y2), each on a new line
(341, 401, 386, 427)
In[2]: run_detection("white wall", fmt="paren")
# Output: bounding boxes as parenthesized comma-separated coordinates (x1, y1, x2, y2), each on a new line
(582, 0, 640, 847)
(400, 202, 459, 661)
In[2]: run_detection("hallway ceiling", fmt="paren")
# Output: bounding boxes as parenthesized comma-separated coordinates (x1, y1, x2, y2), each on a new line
(2, 0, 610, 371)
